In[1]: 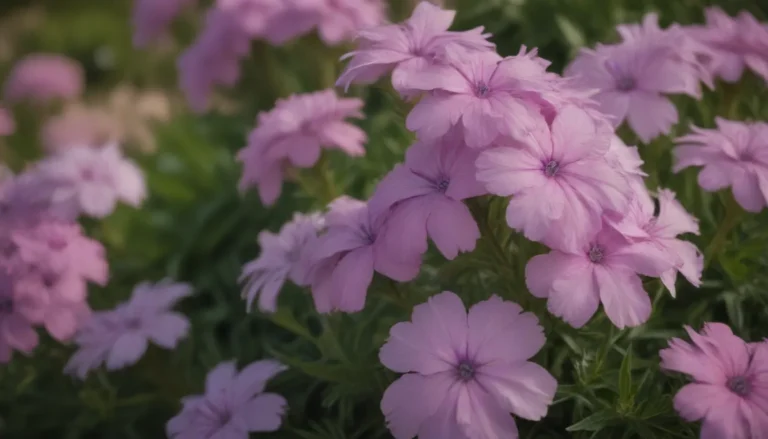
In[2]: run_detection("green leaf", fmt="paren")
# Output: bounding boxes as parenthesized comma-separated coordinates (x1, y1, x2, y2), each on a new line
(567, 409, 616, 432)
(619, 347, 634, 409)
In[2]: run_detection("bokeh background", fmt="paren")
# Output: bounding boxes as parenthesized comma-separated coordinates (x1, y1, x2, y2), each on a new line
(1, 0, 768, 438)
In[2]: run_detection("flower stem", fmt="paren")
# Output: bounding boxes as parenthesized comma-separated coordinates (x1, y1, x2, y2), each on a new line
(704, 193, 744, 270)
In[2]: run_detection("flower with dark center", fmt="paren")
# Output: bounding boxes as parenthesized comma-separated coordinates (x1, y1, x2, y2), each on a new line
(588, 245, 604, 263)
(476, 83, 490, 97)
(616, 76, 636, 92)
(727, 376, 752, 396)
(436, 179, 450, 193)
(544, 160, 560, 177)
(457, 361, 475, 381)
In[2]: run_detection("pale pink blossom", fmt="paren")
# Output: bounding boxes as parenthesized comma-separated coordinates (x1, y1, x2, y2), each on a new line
(0, 270, 39, 363)
(660, 323, 768, 438)
(65, 280, 191, 379)
(476, 105, 630, 253)
(238, 90, 366, 205)
(3, 54, 84, 104)
(674, 118, 768, 212)
(525, 222, 675, 328)
(337, 1, 494, 93)
(0, 106, 13, 136)
(315, 0, 385, 46)
(240, 212, 324, 312)
(380, 291, 557, 439)
(307, 197, 421, 313)
(132, 0, 196, 47)
(368, 132, 484, 261)
(167, 360, 287, 439)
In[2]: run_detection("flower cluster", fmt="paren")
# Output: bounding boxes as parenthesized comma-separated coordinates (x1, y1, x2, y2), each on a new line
(132, 0, 196, 47)
(3, 54, 84, 104)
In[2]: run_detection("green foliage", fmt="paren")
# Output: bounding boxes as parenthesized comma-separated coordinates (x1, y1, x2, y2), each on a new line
(1, 0, 768, 438)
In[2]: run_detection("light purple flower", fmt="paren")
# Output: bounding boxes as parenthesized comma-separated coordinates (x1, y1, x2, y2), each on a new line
(3, 54, 84, 104)
(33, 144, 146, 219)
(0, 270, 39, 363)
(64, 280, 191, 379)
(315, 0, 385, 46)
(368, 132, 484, 261)
(240, 212, 324, 312)
(132, 0, 196, 47)
(0, 106, 14, 136)
(337, 1, 494, 93)
(238, 90, 366, 206)
(674, 118, 768, 212)
(167, 360, 287, 439)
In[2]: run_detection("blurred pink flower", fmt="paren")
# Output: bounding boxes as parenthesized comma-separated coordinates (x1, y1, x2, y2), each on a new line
(0, 106, 14, 136)
(315, 0, 385, 46)
(240, 212, 325, 312)
(132, 0, 196, 47)
(0, 270, 39, 363)
(167, 360, 287, 439)
(307, 197, 421, 313)
(65, 280, 191, 379)
(674, 118, 768, 212)
(3, 54, 84, 104)
(369, 132, 484, 261)
(238, 90, 366, 205)
(34, 144, 146, 219)
(337, 1, 494, 93)
(566, 37, 702, 143)
(526, 222, 675, 328)
(686, 8, 768, 83)
(476, 106, 630, 253)
(379, 291, 556, 439)
(660, 323, 768, 438)
(41, 104, 122, 153)
(610, 185, 702, 297)
(406, 46, 562, 149)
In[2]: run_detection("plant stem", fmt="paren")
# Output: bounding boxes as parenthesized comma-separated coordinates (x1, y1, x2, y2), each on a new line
(704, 193, 744, 270)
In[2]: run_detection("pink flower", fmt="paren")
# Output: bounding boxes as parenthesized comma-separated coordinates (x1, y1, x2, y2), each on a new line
(379, 291, 557, 439)
(368, 132, 484, 261)
(3, 54, 84, 104)
(660, 323, 768, 438)
(64, 280, 191, 379)
(566, 37, 702, 143)
(0, 106, 14, 136)
(406, 46, 562, 149)
(610, 185, 702, 297)
(132, 0, 195, 47)
(337, 1, 494, 93)
(674, 118, 768, 212)
(0, 271, 39, 363)
(525, 221, 675, 328)
(307, 197, 421, 313)
(476, 105, 630, 253)
(166, 360, 287, 439)
(34, 144, 146, 219)
(238, 90, 366, 205)
(686, 8, 768, 83)
(240, 212, 324, 312)
(315, 0, 385, 46)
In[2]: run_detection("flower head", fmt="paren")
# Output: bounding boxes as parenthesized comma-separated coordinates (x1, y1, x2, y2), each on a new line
(477, 105, 630, 253)
(64, 280, 191, 379)
(238, 90, 366, 205)
(0, 106, 14, 137)
(240, 212, 325, 312)
(674, 118, 768, 212)
(3, 54, 84, 104)
(337, 1, 494, 93)
(0, 270, 39, 363)
(307, 197, 421, 313)
(369, 132, 484, 261)
(166, 360, 287, 439)
(379, 291, 557, 439)
(660, 323, 768, 438)
(315, 0, 385, 46)
(132, 0, 195, 47)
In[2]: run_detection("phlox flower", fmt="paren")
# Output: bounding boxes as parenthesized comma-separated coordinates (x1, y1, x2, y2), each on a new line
(380, 291, 557, 439)
(566, 37, 702, 143)
(0, 106, 13, 136)
(674, 118, 768, 212)
(238, 90, 366, 206)
(64, 280, 191, 379)
(3, 54, 84, 104)
(167, 360, 287, 439)
(132, 0, 195, 47)
(33, 144, 146, 219)
(315, 0, 385, 46)
(526, 222, 675, 329)
(337, 1, 494, 94)
(240, 212, 324, 312)
(476, 105, 630, 253)
(610, 184, 702, 297)
(660, 323, 768, 438)
(307, 197, 421, 313)
(0, 270, 39, 363)
(406, 45, 562, 149)
(368, 132, 484, 261)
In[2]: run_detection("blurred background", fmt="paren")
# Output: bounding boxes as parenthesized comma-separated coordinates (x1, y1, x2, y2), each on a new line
(1, 0, 768, 438)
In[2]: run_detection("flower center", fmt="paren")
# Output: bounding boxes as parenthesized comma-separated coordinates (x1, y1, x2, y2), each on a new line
(125, 317, 142, 330)
(616, 76, 636, 92)
(0, 297, 13, 315)
(588, 245, 604, 263)
(544, 160, 560, 177)
(456, 361, 475, 381)
(81, 167, 96, 181)
(436, 179, 450, 193)
(476, 83, 490, 97)
(728, 376, 752, 396)
(48, 235, 68, 251)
